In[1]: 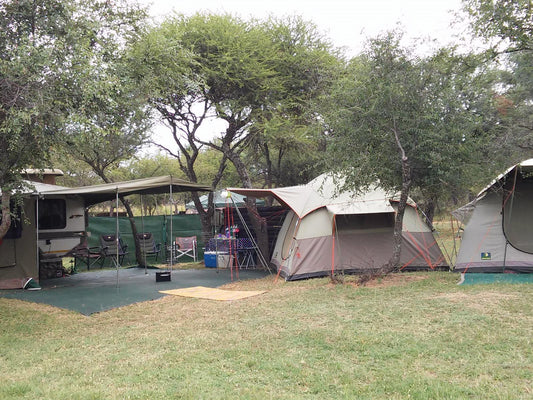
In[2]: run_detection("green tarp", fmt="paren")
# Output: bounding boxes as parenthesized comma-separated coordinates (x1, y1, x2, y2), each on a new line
(458, 273, 533, 285)
(86, 215, 204, 266)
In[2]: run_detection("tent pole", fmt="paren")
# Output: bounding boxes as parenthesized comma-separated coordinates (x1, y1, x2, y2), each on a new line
(116, 188, 119, 288)
(141, 195, 147, 274)
(36, 195, 40, 279)
(169, 181, 173, 274)
(502, 167, 518, 272)
(331, 214, 336, 277)
(230, 193, 271, 272)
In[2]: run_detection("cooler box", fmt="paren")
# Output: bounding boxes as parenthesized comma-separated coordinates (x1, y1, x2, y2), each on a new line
(217, 254, 234, 269)
(204, 252, 217, 268)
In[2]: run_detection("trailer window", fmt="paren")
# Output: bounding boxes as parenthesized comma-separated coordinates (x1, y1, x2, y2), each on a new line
(38, 199, 67, 230)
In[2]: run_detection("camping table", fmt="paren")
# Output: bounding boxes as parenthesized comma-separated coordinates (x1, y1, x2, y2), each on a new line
(205, 238, 255, 269)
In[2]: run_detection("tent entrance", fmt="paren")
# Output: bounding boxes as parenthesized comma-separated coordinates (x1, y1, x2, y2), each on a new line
(503, 172, 533, 253)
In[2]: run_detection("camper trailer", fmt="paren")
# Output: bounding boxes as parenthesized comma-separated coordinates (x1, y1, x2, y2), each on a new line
(0, 175, 211, 289)
(0, 179, 87, 288)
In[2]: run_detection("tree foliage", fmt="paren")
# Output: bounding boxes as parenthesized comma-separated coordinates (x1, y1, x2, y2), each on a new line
(461, 0, 533, 163)
(326, 32, 488, 273)
(0, 0, 78, 238)
(462, 0, 533, 53)
(130, 13, 342, 255)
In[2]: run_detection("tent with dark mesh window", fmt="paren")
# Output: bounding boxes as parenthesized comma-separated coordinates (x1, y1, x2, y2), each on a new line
(229, 173, 448, 280)
(453, 159, 533, 274)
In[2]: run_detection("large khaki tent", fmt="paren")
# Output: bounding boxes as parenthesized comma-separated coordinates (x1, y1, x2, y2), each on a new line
(229, 174, 448, 280)
(453, 159, 533, 273)
(0, 176, 210, 289)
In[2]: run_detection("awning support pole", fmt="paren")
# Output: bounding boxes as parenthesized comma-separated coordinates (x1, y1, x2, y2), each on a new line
(116, 188, 119, 288)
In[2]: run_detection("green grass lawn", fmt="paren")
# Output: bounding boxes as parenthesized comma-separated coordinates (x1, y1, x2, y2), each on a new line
(0, 272, 531, 399)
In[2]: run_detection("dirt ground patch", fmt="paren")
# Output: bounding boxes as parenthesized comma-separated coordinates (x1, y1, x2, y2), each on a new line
(360, 273, 429, 288)
(326, 273, 430, 288)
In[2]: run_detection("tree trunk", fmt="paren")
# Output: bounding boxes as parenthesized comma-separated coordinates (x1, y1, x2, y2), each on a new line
(120, 196, 144, 267)
(0, 190, 12, 240)
(190, 191, 215, 250)
(422, 197, 436, 225)
(359, 128, 412, 285)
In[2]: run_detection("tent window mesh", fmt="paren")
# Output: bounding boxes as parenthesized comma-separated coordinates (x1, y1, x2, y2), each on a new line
(335, 213, 394, 230)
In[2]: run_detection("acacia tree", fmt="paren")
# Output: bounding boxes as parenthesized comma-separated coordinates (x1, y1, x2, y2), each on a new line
(461, 0, 533, 162)
(128, 17, 228, 244)
(130, 13, 341, 259)
(61, 1, 151, 266)
(326, 32, 485, 278)
(0, 0, 78, 239)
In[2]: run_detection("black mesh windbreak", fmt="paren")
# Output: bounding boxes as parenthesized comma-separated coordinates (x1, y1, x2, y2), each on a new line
(503, 170, 533, 253)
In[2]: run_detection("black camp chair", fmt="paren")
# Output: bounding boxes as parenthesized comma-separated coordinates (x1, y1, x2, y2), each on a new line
(99, 234, 128, 268)
(137, 232, 161, 262)
(68, 240, 102, 271)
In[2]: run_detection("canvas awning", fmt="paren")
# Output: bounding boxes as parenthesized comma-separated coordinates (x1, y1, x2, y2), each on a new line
(229, 176, 400, 218)
(35, 176, 211, 206)
(228, 186, 326, 218)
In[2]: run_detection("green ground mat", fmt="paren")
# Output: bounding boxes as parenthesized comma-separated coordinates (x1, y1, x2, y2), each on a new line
(458, 273, 533, 285)
(0, 268, 269, 315)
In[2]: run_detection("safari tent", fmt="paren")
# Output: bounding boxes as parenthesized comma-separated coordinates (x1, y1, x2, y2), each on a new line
(0, 176, 210, 289)
(453, 159, 533, 273)
(229, 174, 448, 280)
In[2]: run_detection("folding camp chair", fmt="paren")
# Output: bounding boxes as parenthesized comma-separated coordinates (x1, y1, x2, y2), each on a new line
(99, 234, 128, 268)
(173, 236, 198, 262)
(137, 232, 161, 262)
(68, 240, 102, 271)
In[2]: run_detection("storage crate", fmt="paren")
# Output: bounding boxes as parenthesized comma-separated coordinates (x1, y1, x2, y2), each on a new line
(155, 271, 171, 282)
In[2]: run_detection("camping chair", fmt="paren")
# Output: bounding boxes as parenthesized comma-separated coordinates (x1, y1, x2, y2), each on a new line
(173, 236, 198, 262)
(137, 232, 161, 262)
(99, 234, 128, 268)
(68, 240, 102, 271)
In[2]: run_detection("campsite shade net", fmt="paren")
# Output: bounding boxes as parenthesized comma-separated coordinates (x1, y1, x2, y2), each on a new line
(86, 215, 205, 265)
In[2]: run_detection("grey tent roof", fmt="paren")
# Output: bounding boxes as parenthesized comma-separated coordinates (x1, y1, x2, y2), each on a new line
(34, 175, 211, 206)
(228, 173, 410, 218)
(452, 158, 533, 223)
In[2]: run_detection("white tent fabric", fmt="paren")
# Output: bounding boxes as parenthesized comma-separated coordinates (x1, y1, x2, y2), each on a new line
(229, 173, 447, 280)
